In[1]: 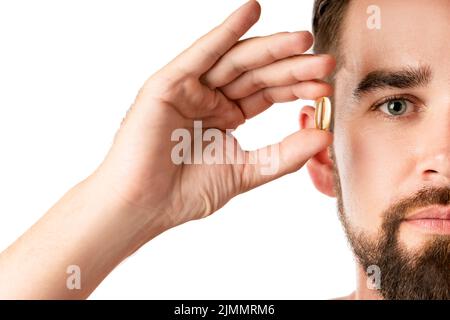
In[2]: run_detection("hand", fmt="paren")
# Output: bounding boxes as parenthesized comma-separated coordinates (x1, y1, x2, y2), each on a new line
(94, 0, 335, 233)
(0, 0, 336, 299)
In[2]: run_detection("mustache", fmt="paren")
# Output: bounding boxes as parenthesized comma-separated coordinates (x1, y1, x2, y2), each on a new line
(382, 186, 450, 234)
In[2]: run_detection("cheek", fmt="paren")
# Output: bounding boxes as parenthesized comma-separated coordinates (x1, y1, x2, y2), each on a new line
(334, 123, 414, 234)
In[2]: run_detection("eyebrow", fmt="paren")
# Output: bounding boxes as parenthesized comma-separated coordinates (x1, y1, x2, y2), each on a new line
(352, 65, 432, 100)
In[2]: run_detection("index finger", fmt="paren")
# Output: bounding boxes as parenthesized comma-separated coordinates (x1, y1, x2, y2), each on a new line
(171, 0, 261, 77)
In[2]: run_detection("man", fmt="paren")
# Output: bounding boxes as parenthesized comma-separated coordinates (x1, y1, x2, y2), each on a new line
(310, 0, 450, 299)
(0, 0, 448, 299)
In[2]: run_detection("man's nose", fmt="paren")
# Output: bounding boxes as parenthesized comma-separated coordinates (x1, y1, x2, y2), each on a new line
(415, 106, 450, 185)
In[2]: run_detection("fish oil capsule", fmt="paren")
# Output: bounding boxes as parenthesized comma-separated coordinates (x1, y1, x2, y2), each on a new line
(314, 97, 332, 131)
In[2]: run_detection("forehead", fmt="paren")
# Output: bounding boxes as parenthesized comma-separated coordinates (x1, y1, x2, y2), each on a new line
(338, 0, 450, 80)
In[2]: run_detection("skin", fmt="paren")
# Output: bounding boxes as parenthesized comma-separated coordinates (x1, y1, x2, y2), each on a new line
(1, 0, 448, 300)
(301, 0, 450, 299)
(0, 1, 335, 299)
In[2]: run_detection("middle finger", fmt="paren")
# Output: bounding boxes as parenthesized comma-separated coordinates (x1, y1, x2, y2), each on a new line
(220, 54, 336, 100)
(200, 31, 314, 89)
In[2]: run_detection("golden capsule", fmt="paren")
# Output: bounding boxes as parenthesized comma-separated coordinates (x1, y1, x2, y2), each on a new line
(314, 97, 332, 131)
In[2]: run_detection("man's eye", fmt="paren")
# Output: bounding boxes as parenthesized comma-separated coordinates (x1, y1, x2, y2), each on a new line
(377, 99, 413, 117)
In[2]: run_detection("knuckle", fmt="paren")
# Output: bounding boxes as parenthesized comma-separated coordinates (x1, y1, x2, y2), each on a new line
(221, 23, 240, 41)
(228, 56, 247, 75)
(205, 89, 221, 111)
(198, 45, 222, 63)
(290, 67, 302, 82)
(261, 88, 274, 105)
(265, 43, 279, 61)
(250, 70, 266, 89)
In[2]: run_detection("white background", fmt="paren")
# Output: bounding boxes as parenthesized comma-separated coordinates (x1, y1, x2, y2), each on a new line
(0, 0, 355, 299)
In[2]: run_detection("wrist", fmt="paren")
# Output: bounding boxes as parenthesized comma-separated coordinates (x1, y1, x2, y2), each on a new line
(0, 170, 170, 299)
(83, 170, 171, 259)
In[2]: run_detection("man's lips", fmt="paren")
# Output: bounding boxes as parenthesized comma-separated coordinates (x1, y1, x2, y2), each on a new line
(406, 205, 450, 220)
(403, 205, 450, 235)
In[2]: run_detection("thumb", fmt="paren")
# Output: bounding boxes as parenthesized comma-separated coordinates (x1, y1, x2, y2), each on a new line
(240, 128, 333, 192)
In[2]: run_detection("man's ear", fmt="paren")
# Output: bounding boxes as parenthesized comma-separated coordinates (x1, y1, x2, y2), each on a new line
(299, 105, 336, 197)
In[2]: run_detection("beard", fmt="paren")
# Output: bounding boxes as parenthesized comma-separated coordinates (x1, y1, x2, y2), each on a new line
(331, 151, 450, 300)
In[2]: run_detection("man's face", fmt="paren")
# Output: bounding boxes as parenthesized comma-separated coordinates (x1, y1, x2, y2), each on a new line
(331, 0, 450, 298)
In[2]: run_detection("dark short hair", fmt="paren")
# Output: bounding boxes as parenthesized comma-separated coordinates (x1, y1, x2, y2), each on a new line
(312, 0, 351, 132)
(312, 0, 351, 74)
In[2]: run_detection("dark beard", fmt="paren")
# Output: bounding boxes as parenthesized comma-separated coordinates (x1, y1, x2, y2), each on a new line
(331, 151, 450, 299)
(350, 219, 450, 300)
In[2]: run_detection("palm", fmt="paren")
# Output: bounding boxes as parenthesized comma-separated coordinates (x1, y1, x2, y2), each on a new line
(96, 0, 334, 229)
(102, 75, 246, 226)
